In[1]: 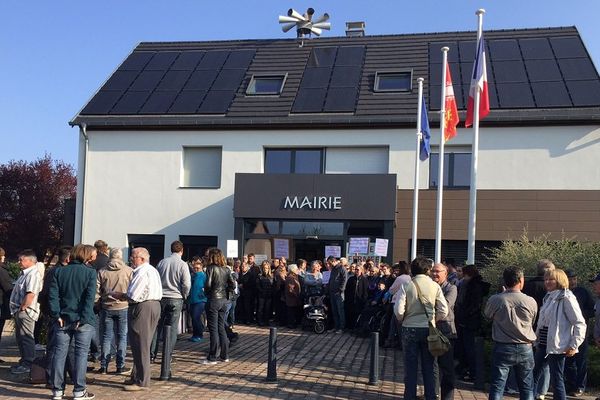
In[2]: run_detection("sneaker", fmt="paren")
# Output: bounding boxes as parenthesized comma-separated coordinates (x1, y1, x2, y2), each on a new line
(189, 336, 203, 343)
(570, 390, 584, 397)
(73, 390, 95, 400)
(51, 391, 63, 400)
(116, 366, 132, 375)
(218, 358, 230, 362)
(201, 359, 217, 365)
(10, 365, 30, 374)
(123, 384, 147, 392)
(97, 367, 107, 374)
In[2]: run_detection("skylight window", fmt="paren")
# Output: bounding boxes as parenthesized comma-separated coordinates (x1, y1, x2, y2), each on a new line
(374, 70, 412, 92)
(246, 74, 287, 95)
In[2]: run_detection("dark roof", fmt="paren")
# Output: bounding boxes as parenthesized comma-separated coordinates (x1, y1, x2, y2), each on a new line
(71, 26, 600, 129)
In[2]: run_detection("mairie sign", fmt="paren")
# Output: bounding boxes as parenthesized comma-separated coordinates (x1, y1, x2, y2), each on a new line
(283, 195, 342, 210)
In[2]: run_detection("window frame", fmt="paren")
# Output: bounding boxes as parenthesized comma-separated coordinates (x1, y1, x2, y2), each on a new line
(374, 70, 413, 93)
(428, 151, 472, 189)
(264, 148, 325, 174)
(246, 74, 287, 96)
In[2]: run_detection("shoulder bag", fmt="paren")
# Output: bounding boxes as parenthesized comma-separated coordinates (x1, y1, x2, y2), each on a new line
(413, 279, 450, 357)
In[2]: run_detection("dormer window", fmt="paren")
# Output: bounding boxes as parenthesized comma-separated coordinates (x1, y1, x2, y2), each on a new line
(246, 74, 287, 95)
(374, 70, 412, 92)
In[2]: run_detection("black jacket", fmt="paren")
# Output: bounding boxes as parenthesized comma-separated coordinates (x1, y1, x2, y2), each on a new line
(204, 264, 236, 300)
(329, 265, 348, 296)
(455, 274, 490, 331)
(257, 274, 274, 298)
(91, 252, 109, 271)
(0, 263, 13, 319)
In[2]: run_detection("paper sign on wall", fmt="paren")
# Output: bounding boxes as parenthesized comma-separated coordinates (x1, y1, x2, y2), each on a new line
(325, 245, 341, 258)
(226, 240, 238, 258)
(374, 238, 388, 257)
(254, 254, 268, 264)
(322, 270, 331, 284)
(273, 238, 289, 259)
(348, 237, 369, 254)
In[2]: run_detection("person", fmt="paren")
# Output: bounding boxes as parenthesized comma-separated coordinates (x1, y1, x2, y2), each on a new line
(591, 273, 600, 400)
(240, 253, 259, 324)
(444, 258, 459, 286)
(385, 261, 411, 347)
(352, 263, 370, 329)
(188, 257, 207, 342)
(203, 247, 235, 364)
(48, 244, 98, 400)
(272, 264, 287, 326)
(256, 261, 273, 326)
(9, 249, 43, 375)
(328, 256, 348, 333)
(297, 258, 307, 278)
(394, 256, 448, 400)
(285, 264, 302, 328)
(532, 268, 585, 400)
(0, 247, 13, 363)
(151, 240, 191, 364)
(564, 270, 595, 397)
(431, 263, 457, 400)
(484, 266, 538, 400)
(96, 248, 133, 374)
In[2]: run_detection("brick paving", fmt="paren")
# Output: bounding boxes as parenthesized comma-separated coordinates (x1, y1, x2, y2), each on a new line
(0, 324, 595, 399)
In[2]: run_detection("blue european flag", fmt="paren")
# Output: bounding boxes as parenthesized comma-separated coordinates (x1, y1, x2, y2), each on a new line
(420, 96, 431, 161)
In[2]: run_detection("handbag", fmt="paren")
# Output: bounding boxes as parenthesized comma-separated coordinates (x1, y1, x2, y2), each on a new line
(413, 279, 450, 357)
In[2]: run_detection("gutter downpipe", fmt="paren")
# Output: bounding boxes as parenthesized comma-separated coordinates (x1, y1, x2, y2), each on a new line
(77, 123, 89, 244)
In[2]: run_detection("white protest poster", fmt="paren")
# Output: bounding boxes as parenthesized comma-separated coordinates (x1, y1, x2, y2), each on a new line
(254, 254, 268, 264)
(325, 245, 341, 258)
(348, 237, 369, 254)
(226, 240, 238, 258)
(322, 270, 331, 284)
(374, 238, 388, 257)
(273, 238, 289, 259)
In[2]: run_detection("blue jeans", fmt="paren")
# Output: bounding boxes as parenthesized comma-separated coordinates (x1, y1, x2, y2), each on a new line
(534, 344, 567, 400)
(565, 338, 588, 392)
(50, 321, 95, 398)
(189, 302, 206, 338)
(330, 293, 345, 330)
(402, 327, 436, 400)
(488, 343, 534, 400)
(100, 308, 128, 369)
(207, 298, 229, 361)
(151, 298, 183, 360)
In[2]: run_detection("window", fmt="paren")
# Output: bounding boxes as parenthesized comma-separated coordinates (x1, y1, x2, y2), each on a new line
(246, 74, 287, 95)
(128, 234, 165, 267)
(325, 147, 388, 173)
(179, 235, 218, 261)
(181, 147, 222, 188)
(374, 70, 412, 92)
(429, 152, 471, 188)
(265, 148, 323, 174)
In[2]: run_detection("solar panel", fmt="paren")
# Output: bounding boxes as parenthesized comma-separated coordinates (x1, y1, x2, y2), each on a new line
(428, 85, 441, 110)
(170, 51, 205, 70)
(110, 91, 151, 114)
(453, 84, 465, 109)
(197, 90, 236, 113)
(119, 52, 155, 70)
(496, 83, 535, 108)
(428, 42, 459, 64)
(144, 52, 179, 71)
(80, 90, 123, 114)
(566, 80, 600, 106)
(335, 46, 365, 66)
(223, 50, 255, 69)
(458, 41, 477, 63)
(211, 69, 247, 90)
(558, 58, 598, 81)
(157, 70, 193, 91)
(184, 70, 219, 91)
(197, 50, 229, 70)
(139, 91, 179, 114)
(323, 87, 358, 112)
(102, 70, 139, 91)
(308, 47, 338, 67)
(519, 38, 553, 60)
(531, 82, 572, 107)
(292, 88, 327, 113)
(550, 37, 588, 58)
(168, 90, 207, 113)
(492, 60, 528, 83)
(130, 70, 165, 91)
(330, 66, 361, 88)
(487, 83, 499, 109)
(488, 40, 521, 61)
(525, 60, 562, 82)
(299, 67, 332, 88)
(429, 63, 461, 86)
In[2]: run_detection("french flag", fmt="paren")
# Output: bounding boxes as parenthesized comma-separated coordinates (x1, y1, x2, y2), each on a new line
(465, 35, 490, 127)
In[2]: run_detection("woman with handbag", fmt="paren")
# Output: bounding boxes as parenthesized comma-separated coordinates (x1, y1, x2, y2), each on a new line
(394, 257, 448, 400)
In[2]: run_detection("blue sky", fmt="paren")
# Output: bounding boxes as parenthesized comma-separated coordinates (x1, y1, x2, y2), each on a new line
(1, 0, 599, 167)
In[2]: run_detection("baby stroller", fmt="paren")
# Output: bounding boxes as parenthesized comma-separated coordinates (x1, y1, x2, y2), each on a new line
(302, 286, 328, 334)
(354, 303, 386, 338)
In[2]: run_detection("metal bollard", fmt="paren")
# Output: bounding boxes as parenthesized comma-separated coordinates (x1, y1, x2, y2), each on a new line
(266, 327, 277, 382)
(474, 336, 485, 390)
(368, 331, 379, 385)
(160, 325, 173, 381)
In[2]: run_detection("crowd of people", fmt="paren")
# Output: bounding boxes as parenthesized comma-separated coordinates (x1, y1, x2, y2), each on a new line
(1, 243, 600, 400)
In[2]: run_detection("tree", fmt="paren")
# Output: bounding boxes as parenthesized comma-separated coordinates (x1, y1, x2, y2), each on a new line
(0, 154, 76, 259)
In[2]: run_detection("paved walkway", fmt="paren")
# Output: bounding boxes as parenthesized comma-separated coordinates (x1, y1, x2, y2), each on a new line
(0, 324, 595, 400)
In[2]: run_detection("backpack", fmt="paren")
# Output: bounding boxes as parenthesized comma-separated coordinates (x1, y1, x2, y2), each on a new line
(30, 355, 48, 384)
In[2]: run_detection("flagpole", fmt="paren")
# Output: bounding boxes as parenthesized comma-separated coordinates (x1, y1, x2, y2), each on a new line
(467, 9, 485, 265)
(435, 47, 449, 264)
(411, 77, 424, 261)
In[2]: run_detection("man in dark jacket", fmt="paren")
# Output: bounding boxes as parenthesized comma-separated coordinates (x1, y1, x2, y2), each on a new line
(0, 247, 14, 363)
(328, 256, 348, 333)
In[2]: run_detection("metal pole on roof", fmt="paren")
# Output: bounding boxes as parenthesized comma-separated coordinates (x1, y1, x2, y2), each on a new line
(434, 48, 449, 264)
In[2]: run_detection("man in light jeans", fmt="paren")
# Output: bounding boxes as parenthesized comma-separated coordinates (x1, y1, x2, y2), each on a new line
(484, 266, 538, 400)
(9, 249, 42, 374)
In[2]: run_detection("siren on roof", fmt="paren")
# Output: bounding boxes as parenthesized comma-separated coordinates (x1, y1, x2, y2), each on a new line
(278, 8, 331, 45)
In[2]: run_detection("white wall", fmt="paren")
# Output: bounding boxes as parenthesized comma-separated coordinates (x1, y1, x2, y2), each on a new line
(79, 125, 600, 254)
